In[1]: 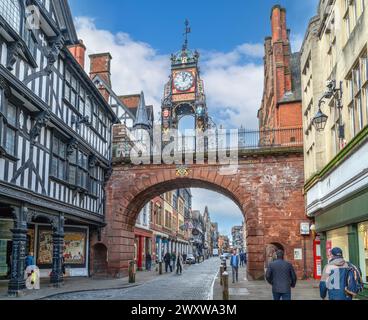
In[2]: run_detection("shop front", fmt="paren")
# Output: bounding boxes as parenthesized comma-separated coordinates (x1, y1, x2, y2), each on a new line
(134, 227, 153, 271)
(35, 224, 89, 277)
(315, 187, 368, 284)
(0, 217, 89, 279)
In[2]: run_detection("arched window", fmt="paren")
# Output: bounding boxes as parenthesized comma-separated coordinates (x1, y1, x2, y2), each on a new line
(0, 0, 21, 34)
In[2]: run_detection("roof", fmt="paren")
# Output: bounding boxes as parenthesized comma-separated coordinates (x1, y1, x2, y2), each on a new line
(133, 92, 151, 129)
(118, 94, 153, 124)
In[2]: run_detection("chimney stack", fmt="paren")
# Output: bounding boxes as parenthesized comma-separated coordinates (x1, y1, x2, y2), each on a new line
(68, 39, 86, 69)
(89, 53, 112, 87)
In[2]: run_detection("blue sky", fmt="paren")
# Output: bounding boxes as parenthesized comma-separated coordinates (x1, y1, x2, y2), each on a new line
(69, 0, 318, 237)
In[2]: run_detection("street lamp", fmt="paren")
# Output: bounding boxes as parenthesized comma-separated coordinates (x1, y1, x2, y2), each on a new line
(311, 80, 344, 139)
(312, 102, 328, 132)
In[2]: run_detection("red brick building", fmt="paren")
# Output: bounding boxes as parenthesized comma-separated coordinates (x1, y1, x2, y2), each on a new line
(258, 5, 302, 136)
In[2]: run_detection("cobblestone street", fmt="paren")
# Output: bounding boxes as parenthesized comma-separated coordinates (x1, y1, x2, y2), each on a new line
(44, 258, 220, 300)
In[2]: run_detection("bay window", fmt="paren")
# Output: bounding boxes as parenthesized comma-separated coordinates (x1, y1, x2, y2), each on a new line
(0, 0, 21, 35)
(51, 136, 67, 180)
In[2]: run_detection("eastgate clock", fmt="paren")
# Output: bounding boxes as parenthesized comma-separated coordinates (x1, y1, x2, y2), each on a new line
(174, 71, 194, 91)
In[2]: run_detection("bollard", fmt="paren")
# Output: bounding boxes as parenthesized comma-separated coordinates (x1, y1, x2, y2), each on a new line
(220, 266, 224, 286)
(129, 260, 136, 283)
(159, 261, 163, 275)
(222, 271, 229, 300)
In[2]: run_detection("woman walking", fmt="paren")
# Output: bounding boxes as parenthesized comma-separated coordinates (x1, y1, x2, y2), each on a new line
(176, 253, 183, 275)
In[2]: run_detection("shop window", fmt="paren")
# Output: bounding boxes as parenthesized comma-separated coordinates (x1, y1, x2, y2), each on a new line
(358, 222, 368, 283)
(326, 227, 350, 261)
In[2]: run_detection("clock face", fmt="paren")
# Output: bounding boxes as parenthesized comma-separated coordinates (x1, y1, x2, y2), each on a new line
(174, 71, 194, 91)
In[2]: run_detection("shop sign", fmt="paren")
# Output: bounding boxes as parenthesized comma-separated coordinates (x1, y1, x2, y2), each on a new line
(294, 248, 303, 260)
(300, 222, 310, 235)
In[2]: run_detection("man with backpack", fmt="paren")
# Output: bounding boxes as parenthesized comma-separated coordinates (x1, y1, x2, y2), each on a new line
(320, 247, 363, 300)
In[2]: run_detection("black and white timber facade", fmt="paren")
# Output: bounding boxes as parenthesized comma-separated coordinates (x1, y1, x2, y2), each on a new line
(0, 0, 117, 296)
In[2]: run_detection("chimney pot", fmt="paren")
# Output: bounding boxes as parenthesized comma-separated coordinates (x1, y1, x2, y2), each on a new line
(68, 39, 86, 69)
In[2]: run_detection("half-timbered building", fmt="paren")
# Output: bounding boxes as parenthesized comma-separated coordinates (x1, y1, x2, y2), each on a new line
(0, 0, 117, 296)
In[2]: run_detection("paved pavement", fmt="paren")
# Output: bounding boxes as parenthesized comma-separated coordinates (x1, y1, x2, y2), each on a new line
(212, 262, 321, 300)
(44, 258, 219, 300)
(1, 258, 322, 300)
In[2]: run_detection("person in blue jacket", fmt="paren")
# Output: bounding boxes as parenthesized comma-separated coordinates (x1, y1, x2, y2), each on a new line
(230, 249, 240, 283)
(25, 252, 35, 268)
(319, 247, 360, 300)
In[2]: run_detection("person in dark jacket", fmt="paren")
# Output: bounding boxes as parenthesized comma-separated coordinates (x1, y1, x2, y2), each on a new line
(319, 247, 361, 300)
(145, 253, 152, 271)
(164, 252, 172, 273)
(266, 250, 297, 300)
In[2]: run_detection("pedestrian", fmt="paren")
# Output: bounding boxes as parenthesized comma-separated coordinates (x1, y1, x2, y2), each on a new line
(171, 252, 176, 272)
(164, 252, 172, 273)
(25, 252, 35, 269)
(230, 249, 239, 283)
(239, 252, 245, 267)
(145, 253, 152, 271)
(176, 253, 183, 275)
(320, 247, 364, 300)
(61, 255, 66, 275)
(266, 249, 297, 300)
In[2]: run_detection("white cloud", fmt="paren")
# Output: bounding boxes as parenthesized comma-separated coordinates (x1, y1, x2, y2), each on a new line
(75, 17, 170, 114)
(74, 17, 264, 129)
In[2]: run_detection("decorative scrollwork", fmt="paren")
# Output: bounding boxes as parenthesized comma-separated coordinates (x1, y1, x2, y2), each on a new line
(45, 35, 65, 75)
(67, 138, 78, 155)
(89, 155, 98, 168)
(0, 75, 11, 98)
(7, 41, 24, 71)
(30, 111, 51, 144)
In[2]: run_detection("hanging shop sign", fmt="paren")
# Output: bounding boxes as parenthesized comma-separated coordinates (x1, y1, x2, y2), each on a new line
(300, 222, 310, 235)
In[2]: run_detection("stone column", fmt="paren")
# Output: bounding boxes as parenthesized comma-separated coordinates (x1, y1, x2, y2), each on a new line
(50, 214, 65, 287)
(8, 206, 28, 297)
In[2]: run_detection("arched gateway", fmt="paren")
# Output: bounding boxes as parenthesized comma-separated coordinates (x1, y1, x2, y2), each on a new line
(95, 131, 312, 280)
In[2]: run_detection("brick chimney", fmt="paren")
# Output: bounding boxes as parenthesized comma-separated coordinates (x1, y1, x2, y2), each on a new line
(89, 53, 112, 87)
(270, 5, 292, 100)
(68, 39, 86, 69)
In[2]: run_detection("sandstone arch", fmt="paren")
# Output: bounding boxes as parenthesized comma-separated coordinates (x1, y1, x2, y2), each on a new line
(99, 151, 312, 280)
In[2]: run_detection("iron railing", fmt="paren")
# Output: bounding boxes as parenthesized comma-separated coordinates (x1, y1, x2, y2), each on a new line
(112, 127, 303, 158)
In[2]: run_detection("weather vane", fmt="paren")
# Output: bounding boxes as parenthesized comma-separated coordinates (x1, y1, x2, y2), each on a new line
(182, 19, 191, 51)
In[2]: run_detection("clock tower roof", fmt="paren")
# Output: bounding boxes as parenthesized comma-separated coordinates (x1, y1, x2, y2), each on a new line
(171, 19, 200, 68)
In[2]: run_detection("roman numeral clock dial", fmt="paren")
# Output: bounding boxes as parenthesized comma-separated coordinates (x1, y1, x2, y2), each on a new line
(173, 71, 194, 91)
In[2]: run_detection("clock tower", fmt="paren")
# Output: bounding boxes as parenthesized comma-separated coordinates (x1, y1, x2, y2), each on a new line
(161, 20, 209, 133)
